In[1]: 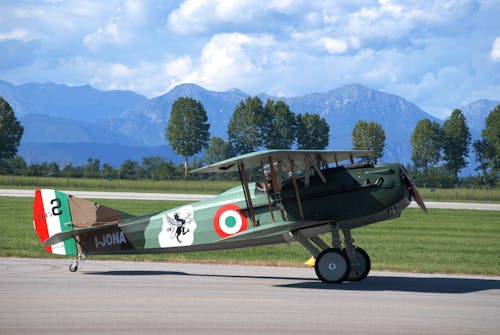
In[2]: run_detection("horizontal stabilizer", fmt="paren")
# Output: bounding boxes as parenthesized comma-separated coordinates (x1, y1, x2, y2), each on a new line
(43, 222, 119, 247)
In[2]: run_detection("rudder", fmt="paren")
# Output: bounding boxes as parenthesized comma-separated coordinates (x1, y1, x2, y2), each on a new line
(33, 189, 78, 256)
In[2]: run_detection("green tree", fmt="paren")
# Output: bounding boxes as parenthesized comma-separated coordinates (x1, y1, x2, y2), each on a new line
(228, 96, 265, 154)
(155, 161, 180, 180)
(61, 162, 83, 178)
(442, 109, 471, 180)
(83, 158, 100, 178)
(28, 162, 58, 177)
(45, 162, 60, 177)
(0, 156, 28, 175)
(478, 105, 500, 173)
(295, 113, 329, 150)
(204, 137, 233, 165)
(0, 97, 24, 162)
(101, 163, 118, 180)
(142, 156, 166, 179)
(119, 159, 140, 180)
(262, 99, 296, 149)
(351, 120, 386, 162)
(411, 119, 442, 172)
(166, 97, 210, 178)
(141, 156, 179, 180)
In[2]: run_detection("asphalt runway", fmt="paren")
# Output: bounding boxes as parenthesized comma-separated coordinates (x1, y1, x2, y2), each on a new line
(1, 258, 499, 334)
(1, 188, 499, 210)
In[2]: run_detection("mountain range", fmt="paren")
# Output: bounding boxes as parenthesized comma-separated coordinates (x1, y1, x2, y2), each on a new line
(0, 80, 497, 172)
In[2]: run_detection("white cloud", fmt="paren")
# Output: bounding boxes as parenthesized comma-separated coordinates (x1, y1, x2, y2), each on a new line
(83, 22, 123, 50)
(167, 0, 240, 34)
(317, 37, 348, 54)
(123, 0, 146, 22)
(490, 37, 500, 62)
(0, 29, 32, 42)
(164, 55, 193, 79)
(186, 33, 275, 91)
(82, 0, 147, 51)
(344, 1, 478, 46)
(167, 0, 303, 34)
(198, 33, 274, 89)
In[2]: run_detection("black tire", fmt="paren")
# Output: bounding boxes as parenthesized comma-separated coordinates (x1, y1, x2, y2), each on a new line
(69, 263, 78, 272)
(345, 247, 371, 281)
(314, 248, 350, 284)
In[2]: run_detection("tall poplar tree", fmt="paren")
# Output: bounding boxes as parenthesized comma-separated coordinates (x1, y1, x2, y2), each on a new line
(166, 97, 210, 178)
(295, 113, 329, 150)
(351, 120, 385, 163)
(474, 104, 500, 175)
(410, 119, 442, 172)
(228, 96, 265, 155)
(442, 109, 471, 180)
(0, 97, 24, 162)
(262, 99, 296, 149)
(204, 136, 233, 165)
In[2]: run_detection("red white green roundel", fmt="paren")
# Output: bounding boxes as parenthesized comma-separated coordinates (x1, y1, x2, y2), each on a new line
(213, 204, 248, 238)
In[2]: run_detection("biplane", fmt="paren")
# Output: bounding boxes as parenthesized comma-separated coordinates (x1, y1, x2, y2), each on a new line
(33, 150, 426, 283)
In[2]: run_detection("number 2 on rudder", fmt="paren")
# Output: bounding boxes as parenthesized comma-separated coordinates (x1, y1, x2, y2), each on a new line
(51, 198, 63, 216)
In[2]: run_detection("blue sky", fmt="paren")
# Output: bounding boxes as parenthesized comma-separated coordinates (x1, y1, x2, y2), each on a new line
(1, 0, 499, 119)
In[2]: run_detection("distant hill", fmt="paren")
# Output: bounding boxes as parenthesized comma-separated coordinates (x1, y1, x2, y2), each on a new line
(106, 83, 249, 146)
(460, 99, 499, 137)
(20, 114, 140, 145)
(1, 80, 497, 169)
(105, 83, 441, 163)
(281, 84, 442, 162)
(0, 80, 148, 122)
(19, 143, 180, 167)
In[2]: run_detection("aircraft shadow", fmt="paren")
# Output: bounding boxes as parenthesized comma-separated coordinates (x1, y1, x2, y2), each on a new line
(85, 270, 187, 276)
(83, 270, 499, 294)
(83, 269, 312, 282)
(277, 275, 500, 294)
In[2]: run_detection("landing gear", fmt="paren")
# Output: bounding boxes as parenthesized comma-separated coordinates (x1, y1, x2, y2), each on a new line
(69, 262, 78, 272)
(68, 253, 85, 272)
(294, 224, 372, 284)
(345, 247, 371, 281)
(314, 248, 350, 283)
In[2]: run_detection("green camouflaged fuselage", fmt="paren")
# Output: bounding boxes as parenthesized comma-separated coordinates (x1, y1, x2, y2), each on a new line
(79, 163, 409, 255)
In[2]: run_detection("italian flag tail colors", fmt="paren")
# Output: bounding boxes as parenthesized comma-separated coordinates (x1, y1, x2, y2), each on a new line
(33, 189, 78, 256)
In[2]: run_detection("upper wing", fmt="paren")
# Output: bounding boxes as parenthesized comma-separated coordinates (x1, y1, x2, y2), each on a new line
(191, 149, 374, 174)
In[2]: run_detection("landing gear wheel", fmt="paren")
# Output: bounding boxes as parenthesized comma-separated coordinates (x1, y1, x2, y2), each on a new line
(69, 263, 78, 272)
(314, 248, 350, 284)
(345, 247, 371, 281)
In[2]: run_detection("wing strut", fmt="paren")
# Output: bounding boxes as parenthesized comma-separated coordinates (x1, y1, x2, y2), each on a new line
(268, 156, 285, 220)
(288, 157, 304, 220)
(238, 162, 257, 227)
(260, 163, 275, 223)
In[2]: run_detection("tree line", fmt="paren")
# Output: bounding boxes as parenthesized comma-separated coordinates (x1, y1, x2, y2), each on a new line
(167, 96, 331, 178)
(0, 156, 191, 180)
(409, 106, 499, 187)
(1, 95, 498, 187)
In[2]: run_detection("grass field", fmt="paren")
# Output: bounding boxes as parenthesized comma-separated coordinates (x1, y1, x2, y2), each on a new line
(1, 175, 499, 202)
(1, 196, 499, 275)
(0, 175, 239, 194)
(419, 187, 500, 202)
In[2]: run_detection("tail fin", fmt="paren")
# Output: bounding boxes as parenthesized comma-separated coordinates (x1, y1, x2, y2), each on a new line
(33, 189, 131, 256)
(33, 189, 78, 256)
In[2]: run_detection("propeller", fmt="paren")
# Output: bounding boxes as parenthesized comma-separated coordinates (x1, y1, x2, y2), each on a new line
(400, 165, 427, 213)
